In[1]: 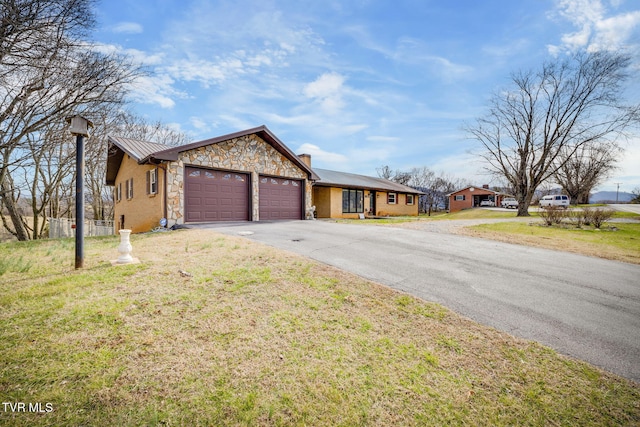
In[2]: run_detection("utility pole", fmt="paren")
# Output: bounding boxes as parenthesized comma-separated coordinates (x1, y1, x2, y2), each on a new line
(615, 182, 622, 204)
(67, 116, 93, 269)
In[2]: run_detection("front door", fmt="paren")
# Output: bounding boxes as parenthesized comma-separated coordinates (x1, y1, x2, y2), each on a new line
(369, 191, 376, 216)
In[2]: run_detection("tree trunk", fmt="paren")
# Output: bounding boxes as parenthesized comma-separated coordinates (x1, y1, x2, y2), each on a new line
(0, 181, 30, 241)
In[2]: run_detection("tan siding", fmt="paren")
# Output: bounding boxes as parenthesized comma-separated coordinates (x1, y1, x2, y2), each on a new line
(313, 187, 332, 218)
(312, 187, 419, 218)
(375, 192, 419, 216)
(113, 155, 164, 233)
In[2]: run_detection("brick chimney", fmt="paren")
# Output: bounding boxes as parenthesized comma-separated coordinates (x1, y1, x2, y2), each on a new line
(298, 153, 311, 168)
(482, 184, 489, 189)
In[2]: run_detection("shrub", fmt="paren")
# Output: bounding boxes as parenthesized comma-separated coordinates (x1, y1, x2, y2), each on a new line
(584, 207, 615, 229)
(567, 210, 585, 228)
(539, 206, 566, 226)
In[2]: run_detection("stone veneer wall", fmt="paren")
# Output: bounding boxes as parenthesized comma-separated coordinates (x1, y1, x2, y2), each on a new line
(165, 134, 311, 224)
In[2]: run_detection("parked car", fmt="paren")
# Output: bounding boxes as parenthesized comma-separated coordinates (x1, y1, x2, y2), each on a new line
(539, 195, 570, 208)
(501, 197, 518, 209)
(480, 199, 495, 207)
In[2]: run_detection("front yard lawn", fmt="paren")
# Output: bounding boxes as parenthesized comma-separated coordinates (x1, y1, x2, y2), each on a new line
(0, 230, 638, 426)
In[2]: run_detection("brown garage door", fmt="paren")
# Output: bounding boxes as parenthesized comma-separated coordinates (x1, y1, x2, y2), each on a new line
(185, 167, 250, 222)
(259, 176, 303, 220)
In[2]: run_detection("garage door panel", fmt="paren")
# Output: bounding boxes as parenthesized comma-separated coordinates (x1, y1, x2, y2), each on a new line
(259, 176, 302, 220)
(185, 167, 249, 222)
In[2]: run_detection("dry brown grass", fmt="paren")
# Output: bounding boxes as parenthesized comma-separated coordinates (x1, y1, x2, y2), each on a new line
(1, 229, 639, 426)
(457, 221, 640, 264)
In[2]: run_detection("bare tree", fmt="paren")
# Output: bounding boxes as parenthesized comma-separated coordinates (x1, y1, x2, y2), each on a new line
(376, 165, 394, 180)
(0, 0, 143, 239)
(467, 51, 639, 216)
(553, 141, 621, 204)
(85, 109, 191, 222)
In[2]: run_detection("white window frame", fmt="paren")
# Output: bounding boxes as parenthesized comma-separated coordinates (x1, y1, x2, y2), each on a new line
(127, 178, 133, 199)
(406, 194, 415, 205)
(455, 195, 465, 201)
(116, 183, 122, 202)
(388, 192, 397, 204)
(148, 169, 157, 195)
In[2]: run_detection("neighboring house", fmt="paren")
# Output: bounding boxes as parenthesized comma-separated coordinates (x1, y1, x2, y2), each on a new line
(312, 168, 423, 219)
(447, 185, 507, 213)
(106, 125, 420, 233)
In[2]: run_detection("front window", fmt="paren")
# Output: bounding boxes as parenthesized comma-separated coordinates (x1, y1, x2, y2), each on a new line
(388, 193, 397, 204)
(342, 189, 364, 213)
(406, 194, 414, 205)
(455, 195, 465, 201)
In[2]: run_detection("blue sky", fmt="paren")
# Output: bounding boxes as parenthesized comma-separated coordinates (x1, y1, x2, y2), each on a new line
(93, 0, 640, 192)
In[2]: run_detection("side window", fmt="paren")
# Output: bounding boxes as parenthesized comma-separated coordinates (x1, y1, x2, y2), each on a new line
(147, 169, 158, 195)
(388, 193, 397, 204)
(126, 178, 134, 199)
(406, 194, 415, 205)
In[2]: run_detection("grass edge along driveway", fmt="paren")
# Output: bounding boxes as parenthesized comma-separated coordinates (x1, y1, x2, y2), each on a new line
(1, 230, 639, 426)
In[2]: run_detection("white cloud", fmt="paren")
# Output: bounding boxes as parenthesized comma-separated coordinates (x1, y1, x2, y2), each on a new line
(296, 143, 349, 164)
(548, 0, 640, 53)
(112, 22, 143, 34)
(303, 72, 346, 114)
(128, 74, 184, 109)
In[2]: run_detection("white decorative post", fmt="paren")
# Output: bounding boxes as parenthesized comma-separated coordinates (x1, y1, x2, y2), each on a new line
(117, 229, 134, 264)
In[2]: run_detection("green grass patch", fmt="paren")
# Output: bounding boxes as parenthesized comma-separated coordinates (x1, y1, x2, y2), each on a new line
(466, 222, 640, 264)
(0, 231, 638, 426)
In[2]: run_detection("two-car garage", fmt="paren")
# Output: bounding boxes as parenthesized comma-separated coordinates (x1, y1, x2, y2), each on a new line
(184, 166, 303, 222)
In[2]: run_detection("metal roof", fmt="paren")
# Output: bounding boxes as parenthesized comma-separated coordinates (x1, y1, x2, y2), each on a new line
(106, 126, 318, 185)
(141, 125, 317, 180)
(313, 168, 424, 194)
(108, 136, 170, 161)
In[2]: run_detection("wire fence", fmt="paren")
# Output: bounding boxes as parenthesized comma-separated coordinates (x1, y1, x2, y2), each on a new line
(48, 218, 114, 239)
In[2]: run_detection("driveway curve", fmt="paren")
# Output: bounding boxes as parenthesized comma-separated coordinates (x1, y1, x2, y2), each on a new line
(202, 220, 640, 383)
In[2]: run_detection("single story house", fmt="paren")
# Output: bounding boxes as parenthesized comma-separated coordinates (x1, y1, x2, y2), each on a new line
(106, 126, 421, 233)
(447, 185, 507, 213)
(312, 168, 423, 219)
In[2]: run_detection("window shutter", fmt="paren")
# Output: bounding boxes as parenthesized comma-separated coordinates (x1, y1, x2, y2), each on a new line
(146, 170, 150, 195)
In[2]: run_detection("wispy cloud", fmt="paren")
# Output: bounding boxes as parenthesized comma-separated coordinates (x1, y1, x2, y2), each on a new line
(111, 21, 143, 34)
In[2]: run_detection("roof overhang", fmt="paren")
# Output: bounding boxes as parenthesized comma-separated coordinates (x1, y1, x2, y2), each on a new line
(141, 125, 318, 181)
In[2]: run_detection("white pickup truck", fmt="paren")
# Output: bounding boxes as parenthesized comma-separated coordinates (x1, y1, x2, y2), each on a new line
(500, 197, 518, 209)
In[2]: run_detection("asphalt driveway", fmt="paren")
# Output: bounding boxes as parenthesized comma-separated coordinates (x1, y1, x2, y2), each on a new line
(201, 220, 640, 382)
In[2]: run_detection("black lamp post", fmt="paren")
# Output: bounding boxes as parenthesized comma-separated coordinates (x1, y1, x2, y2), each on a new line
(67, 115, 93, 269)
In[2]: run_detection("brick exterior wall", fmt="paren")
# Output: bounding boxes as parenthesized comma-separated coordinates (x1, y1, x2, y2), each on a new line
(313, 187, 419, 218)
(374, 191, 419, 217)
(448, 187, 503, 212)
(113, 155, 164, 233)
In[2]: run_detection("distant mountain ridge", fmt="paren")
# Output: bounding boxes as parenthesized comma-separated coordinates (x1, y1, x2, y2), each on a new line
(590, 191, 633, 203)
